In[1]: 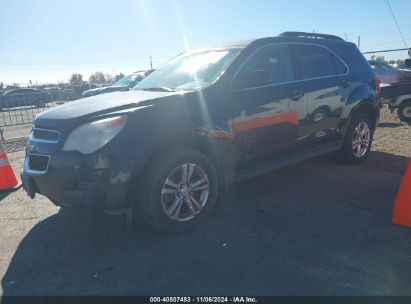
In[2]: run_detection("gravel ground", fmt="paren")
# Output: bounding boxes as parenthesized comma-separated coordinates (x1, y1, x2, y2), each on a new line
(0, 108, 410, 296)
(373, 107, 411, 158)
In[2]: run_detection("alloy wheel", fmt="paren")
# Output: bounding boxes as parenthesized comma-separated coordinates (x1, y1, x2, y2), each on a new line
(352, 122, 370, 158)
(161, 163, 209, 222)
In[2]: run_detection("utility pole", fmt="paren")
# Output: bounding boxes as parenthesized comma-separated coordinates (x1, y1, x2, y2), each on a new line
(357, 36, 361, 50)
(149, 56, 153, 70)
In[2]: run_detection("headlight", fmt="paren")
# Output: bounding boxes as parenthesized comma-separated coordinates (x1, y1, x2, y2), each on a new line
(63, 116, 127, 154)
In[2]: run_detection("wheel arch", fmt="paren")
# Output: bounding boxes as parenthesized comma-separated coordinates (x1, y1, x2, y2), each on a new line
(351, 101, 378, 127)
(126, 128, 232, 206)
(398, 99, 411, 122)
(340, 98, 379, 139)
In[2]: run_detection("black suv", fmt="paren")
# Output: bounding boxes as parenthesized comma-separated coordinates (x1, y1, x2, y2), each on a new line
(22, 32, 380, 233)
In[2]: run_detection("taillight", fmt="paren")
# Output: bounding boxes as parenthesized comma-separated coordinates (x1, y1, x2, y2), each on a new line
(375, 74, 382, 92)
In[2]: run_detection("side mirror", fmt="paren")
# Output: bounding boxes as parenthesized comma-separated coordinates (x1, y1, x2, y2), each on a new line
(234, 70, 272, 89)
(405, 59, 411, 68)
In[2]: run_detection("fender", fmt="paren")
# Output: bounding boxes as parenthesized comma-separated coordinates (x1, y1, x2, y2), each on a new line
(339, 83, 379, 136)
(129, 110, 237, 188)
(346, 83, 375, 107)
(392, 94, 411, 107)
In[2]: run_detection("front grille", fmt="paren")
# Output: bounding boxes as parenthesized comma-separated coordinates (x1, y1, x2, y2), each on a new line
(32, 128, 60, 142)
(28, 154, 50, 172)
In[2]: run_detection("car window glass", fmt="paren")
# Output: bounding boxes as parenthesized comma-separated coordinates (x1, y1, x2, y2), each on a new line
(237, 44, 294, 85)
(332, 55, 348, 75)
(292, 45, 345, 80)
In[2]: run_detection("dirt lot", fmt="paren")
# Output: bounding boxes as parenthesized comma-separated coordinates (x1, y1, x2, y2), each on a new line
(0, 108, 410, 296)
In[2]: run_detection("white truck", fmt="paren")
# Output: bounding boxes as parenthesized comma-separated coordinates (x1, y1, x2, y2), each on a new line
(380, 81, 411, 123)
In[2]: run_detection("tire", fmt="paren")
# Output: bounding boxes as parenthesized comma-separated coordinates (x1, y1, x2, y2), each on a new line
(398, 100, 411, 123)
(341, 113, 374, 164)
(133, 149, 219, 234)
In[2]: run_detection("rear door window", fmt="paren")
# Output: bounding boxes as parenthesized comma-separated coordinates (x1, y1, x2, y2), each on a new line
(291, 44, 347, 80)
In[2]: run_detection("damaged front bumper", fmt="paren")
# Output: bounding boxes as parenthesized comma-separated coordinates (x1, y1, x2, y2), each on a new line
(21, 149, 132, 211)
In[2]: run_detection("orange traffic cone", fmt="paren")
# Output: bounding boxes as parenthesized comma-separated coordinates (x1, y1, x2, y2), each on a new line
(0, 141, 19, 191)
(392, 159, 411, 228)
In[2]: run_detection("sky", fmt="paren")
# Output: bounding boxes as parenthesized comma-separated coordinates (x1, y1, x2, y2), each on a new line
(1, 0, 411, 85)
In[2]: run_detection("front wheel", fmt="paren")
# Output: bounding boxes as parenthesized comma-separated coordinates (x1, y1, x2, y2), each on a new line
(398, 100, 411, 123)
(341, 113, 374, 164)
(135, 149, 219, 234)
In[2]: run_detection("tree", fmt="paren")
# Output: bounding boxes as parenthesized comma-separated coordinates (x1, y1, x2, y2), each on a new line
(89, 74, 97, 84)
(115, 73, 125, 81)
(70, 73, 83, 84)
(0, 82, 3, 91)
(89, 71, 106, 84)
(375, 56, 385, 62)
(5, 84, 20, 90)
(105, 73, 115, 82)
(396, 59, 405, 68)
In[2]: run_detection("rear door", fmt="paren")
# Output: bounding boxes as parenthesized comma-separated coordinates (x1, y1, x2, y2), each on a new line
(290, 44, 349, 147)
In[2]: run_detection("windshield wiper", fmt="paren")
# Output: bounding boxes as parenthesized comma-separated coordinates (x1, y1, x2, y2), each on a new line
(141, 87, 175, 92)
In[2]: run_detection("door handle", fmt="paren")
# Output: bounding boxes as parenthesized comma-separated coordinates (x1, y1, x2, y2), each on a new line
(291, 91, 305, 101)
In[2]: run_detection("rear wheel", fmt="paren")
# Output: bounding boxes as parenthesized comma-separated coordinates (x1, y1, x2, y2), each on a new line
(341, 113, 373, 164)
(134, 149, 219, 234)
(398, 100, 411, 123)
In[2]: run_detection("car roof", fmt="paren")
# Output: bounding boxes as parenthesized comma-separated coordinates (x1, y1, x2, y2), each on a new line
(211, 35, 352, 50)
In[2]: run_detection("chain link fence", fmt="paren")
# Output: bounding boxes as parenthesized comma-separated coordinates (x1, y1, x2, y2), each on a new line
(0, 84, 97, 128)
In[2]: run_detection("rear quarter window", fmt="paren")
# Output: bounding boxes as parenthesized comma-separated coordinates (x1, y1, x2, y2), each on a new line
(291, 44, 347, 80)
(330, 43, 373, 79)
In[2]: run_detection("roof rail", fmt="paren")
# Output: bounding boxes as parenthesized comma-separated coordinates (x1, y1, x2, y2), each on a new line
(279, 31, 345, 41)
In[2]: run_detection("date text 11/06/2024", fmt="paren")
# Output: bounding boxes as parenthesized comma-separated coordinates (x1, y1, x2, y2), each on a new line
(149, 297, 258, 303)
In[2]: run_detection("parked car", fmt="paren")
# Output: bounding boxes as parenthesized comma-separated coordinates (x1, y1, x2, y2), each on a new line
(380, 81, 411, 123)
(368, 60, 411, 84)
(44, 86, 61, 100)
(0, 88, 52, 110)
(82, 71, 148, 97)
(22, 32, 380, 233)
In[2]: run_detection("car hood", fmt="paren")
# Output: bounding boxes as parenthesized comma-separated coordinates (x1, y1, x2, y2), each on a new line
(35, 90, 181, 128)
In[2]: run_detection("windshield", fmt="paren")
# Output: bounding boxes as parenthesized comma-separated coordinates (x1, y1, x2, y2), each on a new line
(133, 48, 242, 91)
(115, 74, 141, 87)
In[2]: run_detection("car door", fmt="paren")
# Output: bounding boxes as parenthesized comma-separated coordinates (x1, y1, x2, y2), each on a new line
(26, 89, 36, 106)
(290, 44, 349, 148)
(230, 44, 308, 171)
(9, 90, 23, 107)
